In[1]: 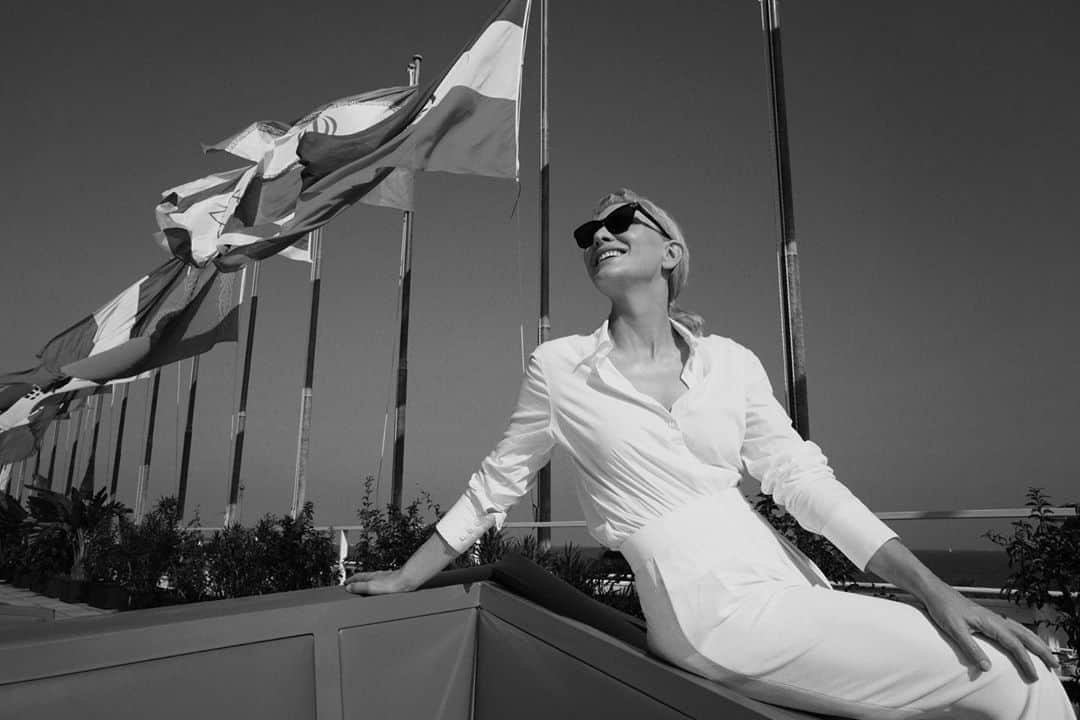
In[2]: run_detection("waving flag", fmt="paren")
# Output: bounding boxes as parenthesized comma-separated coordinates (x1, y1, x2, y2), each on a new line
(158, 0, 530, 269)
(0, 258, 239, 391)
(0, 382, 94, 465)
(156, 87, 416, 266)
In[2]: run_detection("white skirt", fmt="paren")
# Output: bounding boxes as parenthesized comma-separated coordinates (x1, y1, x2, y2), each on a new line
(617, 488, 1076, 720)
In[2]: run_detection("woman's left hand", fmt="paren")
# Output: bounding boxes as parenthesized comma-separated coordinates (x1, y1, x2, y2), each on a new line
(918, 579, 1060, 682)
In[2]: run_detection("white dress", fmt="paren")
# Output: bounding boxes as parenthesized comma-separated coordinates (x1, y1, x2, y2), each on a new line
(435, 319, 1075, 719)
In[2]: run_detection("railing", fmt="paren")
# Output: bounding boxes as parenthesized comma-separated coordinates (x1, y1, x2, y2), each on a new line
(190, 504, 1078, 587)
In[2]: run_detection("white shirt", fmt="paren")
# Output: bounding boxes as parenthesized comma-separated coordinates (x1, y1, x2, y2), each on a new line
(435, 319, 898, 571)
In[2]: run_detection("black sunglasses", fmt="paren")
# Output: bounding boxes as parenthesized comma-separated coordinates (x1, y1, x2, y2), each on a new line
(573, 202, 672, 249)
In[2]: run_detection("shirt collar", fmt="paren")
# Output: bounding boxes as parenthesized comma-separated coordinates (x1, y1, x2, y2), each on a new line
(579, 316, 701, 370)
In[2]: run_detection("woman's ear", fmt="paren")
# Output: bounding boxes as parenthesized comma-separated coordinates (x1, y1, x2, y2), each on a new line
(662, 241, 684, 270)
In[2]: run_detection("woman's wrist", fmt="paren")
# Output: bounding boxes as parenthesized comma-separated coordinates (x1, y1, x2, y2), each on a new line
(865, 537, 947, 602)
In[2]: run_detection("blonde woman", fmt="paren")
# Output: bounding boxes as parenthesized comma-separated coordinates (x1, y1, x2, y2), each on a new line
(346, 189, 1074, 719)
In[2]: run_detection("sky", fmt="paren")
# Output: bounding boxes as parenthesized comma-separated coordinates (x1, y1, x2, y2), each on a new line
(2, 1, 1077, 551)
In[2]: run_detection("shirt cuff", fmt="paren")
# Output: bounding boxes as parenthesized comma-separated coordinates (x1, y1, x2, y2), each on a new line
(819, 497, 899, 572)
(435, 493, 505, 554)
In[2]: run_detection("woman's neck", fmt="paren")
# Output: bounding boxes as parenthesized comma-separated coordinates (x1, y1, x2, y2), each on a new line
(607, 294, 677, 360)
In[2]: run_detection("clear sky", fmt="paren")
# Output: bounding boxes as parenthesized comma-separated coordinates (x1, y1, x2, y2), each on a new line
(2, 1, 1077, 550)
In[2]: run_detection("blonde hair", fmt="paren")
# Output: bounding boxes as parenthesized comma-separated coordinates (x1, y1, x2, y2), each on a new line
(592, 188, 705, 336)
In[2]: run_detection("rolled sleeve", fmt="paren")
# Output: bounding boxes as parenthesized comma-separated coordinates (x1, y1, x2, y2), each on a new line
(738, 347, 898, 571)
(435, 351, 557, 554)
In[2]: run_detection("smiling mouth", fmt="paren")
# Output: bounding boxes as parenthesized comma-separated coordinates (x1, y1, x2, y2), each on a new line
(595, 248, 626, 267)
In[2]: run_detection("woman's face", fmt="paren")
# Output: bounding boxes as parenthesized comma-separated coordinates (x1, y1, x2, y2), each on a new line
(581, 202, 681, 300)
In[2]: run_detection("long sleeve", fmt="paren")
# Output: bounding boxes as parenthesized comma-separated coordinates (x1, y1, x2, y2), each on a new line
(738, 346, 897, 571)
(435, 351, 557, 554)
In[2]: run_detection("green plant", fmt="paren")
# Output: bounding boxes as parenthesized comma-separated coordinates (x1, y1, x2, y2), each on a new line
(201, 503, 339, 599)
(985, 487, 1079, 680)
(351, 476, 446, 572)
(204, 523, 269, 599)
(753, 493, 859, 589)
(26, 485, 130, 581)
(256, 502, 340, 592)
(116, 496, 194, 599)
(0, 494, 33, 574)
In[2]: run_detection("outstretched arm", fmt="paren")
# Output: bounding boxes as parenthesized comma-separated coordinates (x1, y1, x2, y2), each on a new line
(345, 351, 556, 596)
(344, 530, 461, 594)
(866, 537, 1059, 682)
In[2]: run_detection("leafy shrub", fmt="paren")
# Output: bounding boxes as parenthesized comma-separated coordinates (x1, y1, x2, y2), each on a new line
(26, 485, 129, 581)
(985, 487, 1079, 680)
(203, 502, 340, 599)
(753, 492, 859, 588)
(204, 523, 269, 599)
(0, 494, 33, 574)
(351, 476, 446, 572)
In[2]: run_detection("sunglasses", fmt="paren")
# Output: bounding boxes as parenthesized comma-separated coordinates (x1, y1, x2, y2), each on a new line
(573, 202, 672, 249)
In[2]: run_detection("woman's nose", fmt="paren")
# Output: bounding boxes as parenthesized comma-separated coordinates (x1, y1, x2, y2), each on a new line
(591, 225, 616, 247)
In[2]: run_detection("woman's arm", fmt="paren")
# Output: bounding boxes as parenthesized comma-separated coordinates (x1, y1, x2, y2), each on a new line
(344, 530, 461, 594)
(345, 351, 556, 595)
(866, 537, 1059, 682)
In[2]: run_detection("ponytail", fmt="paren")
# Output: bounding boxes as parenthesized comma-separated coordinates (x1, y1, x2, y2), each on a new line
(668, 303, 705, 337)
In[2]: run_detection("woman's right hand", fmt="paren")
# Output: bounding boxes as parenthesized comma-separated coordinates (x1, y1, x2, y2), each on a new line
(343, 569, 412, 595)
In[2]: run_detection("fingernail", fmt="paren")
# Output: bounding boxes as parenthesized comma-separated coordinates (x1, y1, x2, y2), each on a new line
(979, 660, 991, 671)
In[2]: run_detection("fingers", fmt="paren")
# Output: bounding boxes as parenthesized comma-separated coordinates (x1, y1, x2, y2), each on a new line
(948, 622, 993, 673)
(974, 614, 1054, 683)
(344, 580, 370, 595)
(1001, 617, 1061, 675)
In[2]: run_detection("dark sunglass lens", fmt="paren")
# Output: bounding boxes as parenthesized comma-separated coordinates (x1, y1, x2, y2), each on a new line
(604, 204, 638, 234)
(574, 221, 601, 248)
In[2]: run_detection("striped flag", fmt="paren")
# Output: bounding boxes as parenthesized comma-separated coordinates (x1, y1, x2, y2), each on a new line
(0, 383, 93, 465)
(0, 258, 239, 391)
(158, 0, 530, 269)
(156, 87, 416, 266)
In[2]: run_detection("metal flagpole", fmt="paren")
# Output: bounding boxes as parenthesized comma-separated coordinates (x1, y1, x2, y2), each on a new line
(226, 263, 259, 526)
(390, 55, 422, 512)
(109, 383, 129, 500)
(65, 404, 87, 494)
(135, 369, 162, 520)
(290, 229, 324, 518)
(177, 355, 200, 520)
(32, 443, 42, 482)
(80, 392, 104, 494)
(46, 420, 60, 489)
(759, 0, 810, 439)
(20, 456, 35, 502)
(534, 0, 553, 552)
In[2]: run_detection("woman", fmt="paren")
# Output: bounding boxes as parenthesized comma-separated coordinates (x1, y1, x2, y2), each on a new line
(345, 189, 1074, 719)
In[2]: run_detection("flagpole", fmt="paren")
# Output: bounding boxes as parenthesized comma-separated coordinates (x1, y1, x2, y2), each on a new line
(109, 384, 129, 500)
(226, 262, 259, 526)
(759, 0, 810, 439)
(290, 229, 324, 518)
(80, 393, 104, 494)
(390, 55, 422, 512)
(177, 355, 200, 520)
(46, 420, 60, 489)
(20, 455, 35, 502)
(135, 369, 162, 520)
(64, 405, 86, 494)
(535, 0, 552, 553)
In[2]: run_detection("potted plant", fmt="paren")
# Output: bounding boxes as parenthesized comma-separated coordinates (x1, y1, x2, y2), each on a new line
(985, 487, 1079, 703)
(115, 496, 197, 609)
(26, 484, 130, 604)
(0, 494, 33, 583)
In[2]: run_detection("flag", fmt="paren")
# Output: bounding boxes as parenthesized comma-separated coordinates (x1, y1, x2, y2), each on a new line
(0, 258, 239, 390)
(161, 0, 530, 269)
(155, 86, 417, 266)
(0, 384, 87, 465)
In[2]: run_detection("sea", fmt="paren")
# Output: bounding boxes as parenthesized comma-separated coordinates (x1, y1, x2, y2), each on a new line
(578, 547, 1014, 588)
